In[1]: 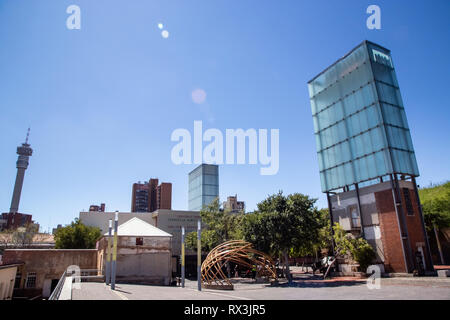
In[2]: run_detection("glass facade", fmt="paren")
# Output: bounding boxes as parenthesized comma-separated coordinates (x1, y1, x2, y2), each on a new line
(308, 41, 419, 192)
(188, 164, 219, 211)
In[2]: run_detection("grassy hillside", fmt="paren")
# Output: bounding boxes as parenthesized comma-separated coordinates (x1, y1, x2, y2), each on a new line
(419, 181, 450, 230)
(419, 181, 450, 202)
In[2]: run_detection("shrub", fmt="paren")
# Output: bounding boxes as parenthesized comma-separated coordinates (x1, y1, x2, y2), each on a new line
(350, 238, 376, 272)
(332, 223, 376, 272)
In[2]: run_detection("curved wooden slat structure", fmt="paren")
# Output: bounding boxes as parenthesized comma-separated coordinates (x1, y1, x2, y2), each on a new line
(201, 240, 277, 289)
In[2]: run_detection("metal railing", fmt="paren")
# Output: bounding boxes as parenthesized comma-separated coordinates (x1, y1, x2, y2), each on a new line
(48, 269, 104, 300)
(48, 270, 67, 300)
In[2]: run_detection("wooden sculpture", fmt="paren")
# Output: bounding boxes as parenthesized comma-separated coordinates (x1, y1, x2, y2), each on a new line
(201, 240, 277, 290)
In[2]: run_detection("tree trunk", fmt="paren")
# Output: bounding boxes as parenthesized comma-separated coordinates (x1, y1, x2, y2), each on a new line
(283, 250, 292, 283)
(434, 225, 445, 265)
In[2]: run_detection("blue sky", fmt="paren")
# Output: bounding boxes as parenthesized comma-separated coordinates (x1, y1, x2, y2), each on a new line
(0, 0, 449, 232)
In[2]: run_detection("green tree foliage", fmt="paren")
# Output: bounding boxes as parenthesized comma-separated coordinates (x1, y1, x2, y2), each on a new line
(419, 181, 450, 231)
(242, 192, 322, 282)
(185, 229, 219, 252)
(332, 223, 375, 272)
(186, 198, 245, 252)
(54, 218, 102, 249)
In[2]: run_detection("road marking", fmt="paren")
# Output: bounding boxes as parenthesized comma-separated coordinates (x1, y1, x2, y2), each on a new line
(111, 288, 129, 300)
(187, 288, 251, 300)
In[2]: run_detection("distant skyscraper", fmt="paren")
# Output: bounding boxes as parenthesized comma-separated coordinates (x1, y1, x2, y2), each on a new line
(10, 128, 33, 214)
(131, 179, 172, 212)
(148, 178, 159, 212)
(188, 164, 219, 211)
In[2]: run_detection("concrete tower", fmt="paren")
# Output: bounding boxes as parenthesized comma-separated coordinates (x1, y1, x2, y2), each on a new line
(9, 128, 33, 213)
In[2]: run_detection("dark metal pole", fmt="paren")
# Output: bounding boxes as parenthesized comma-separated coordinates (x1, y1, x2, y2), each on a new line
(181, 226, 185, 288)
(355, 184, 365, 238)
(390, 174, 414, 273)
(197, 220, 201, 291)
(326, 192, 336, 254)
(412, 176, 435, 271)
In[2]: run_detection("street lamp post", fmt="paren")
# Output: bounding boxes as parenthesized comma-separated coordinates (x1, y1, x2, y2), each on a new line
(181, 226, 185, 288)
(105, 219, 112, 285)
(197, 220, 201, 291)
(111, 211, 119, 290)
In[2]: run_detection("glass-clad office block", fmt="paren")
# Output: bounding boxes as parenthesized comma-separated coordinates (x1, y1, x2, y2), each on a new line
(188, 164, 219, 211)
(308, 41, 419, 192)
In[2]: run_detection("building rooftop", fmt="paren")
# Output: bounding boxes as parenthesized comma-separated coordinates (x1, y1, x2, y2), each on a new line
(307, 40, 390, 84)
(105, 217, 172, 237)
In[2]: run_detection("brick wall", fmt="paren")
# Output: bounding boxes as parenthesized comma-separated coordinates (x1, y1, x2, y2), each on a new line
(402, 187, 432, 269)
(2, 249, 98, 298)
(375, 189, 407, 273)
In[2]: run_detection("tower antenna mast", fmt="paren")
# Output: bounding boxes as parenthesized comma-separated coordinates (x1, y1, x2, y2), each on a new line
(25, 127, 30, 144)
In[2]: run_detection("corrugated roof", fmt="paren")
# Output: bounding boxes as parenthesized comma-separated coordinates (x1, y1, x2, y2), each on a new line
(104, 217, 172, 237)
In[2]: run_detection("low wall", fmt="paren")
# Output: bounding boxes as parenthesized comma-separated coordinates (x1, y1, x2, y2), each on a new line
(2, 249, 98, 298)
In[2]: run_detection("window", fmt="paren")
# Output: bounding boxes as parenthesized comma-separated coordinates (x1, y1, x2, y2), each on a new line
(403, 188, 414, 216)
(136, 237, 143, 246)
(350, 207, 361, 228)
(14, 273, 21, 289)
(25, 272, 37, 288)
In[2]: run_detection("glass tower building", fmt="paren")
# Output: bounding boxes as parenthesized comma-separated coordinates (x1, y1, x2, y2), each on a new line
(188, 164, 219, 211)
(307, 41, 434, 274)
(308, 40, 419, 193)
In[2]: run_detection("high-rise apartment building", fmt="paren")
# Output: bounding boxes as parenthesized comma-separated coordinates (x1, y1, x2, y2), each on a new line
(131, 179, 172, 212)
(188, 164, 219, 211)
(308, 40, 433, 273)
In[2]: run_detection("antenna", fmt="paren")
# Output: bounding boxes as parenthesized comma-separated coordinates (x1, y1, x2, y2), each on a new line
(25, 127, 30, 144)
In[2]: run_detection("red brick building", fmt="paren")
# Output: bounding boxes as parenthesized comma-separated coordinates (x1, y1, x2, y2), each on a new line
(131, 179, 172, 212)
(157, 183, 172, 211)
(329, 177, 433, 274)
(0, 212, 33, 231)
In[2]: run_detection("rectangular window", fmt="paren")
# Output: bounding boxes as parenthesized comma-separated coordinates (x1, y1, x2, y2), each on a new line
(350, 207, 361, 228)
(403, 188, 414, 216)
(136, 237, 143, 246)
(25, 272, 37, 288)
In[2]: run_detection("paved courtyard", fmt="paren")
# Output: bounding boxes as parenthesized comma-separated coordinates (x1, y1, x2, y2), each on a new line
(72, 273, 450, 300)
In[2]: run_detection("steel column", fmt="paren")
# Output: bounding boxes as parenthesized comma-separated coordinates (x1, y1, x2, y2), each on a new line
(412, 176, 435, 271)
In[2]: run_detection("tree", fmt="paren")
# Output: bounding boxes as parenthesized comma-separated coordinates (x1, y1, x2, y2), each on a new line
(185, 198, 246, 278)
(54, 218, 102, 249)
(419, 181, 450, 264)
(186, 198, 244, 252)
(420, 181, 450, 231)
(242, 192, 322, 283)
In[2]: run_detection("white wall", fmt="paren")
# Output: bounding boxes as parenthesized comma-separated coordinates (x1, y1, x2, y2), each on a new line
(0, 266, 17, 300)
